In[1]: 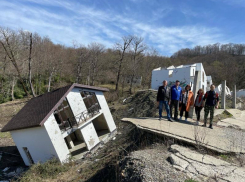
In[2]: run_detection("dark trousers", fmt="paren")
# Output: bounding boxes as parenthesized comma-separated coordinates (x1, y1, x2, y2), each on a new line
(195, 106, 203, 121)
(170, 100, 179, 119)
(180, 103, 188, 118)
(204, 105, 215, 125)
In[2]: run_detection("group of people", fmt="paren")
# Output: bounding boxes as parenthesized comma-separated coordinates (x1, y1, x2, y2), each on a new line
(157, 80, 219, 129)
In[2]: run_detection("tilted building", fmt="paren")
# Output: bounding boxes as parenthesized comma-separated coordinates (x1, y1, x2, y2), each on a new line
(1, 84, 117, 166)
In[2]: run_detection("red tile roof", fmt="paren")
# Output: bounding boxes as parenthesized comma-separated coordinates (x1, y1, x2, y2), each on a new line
(1, 84, 109, 132)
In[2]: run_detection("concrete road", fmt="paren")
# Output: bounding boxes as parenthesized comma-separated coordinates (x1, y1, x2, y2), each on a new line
(122, 115, 245, 154)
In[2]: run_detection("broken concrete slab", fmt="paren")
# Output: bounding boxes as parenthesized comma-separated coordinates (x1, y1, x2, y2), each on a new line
(168, 145, 245, 182)
(217, 110, 245, 130)
(122, 117, 245, 153)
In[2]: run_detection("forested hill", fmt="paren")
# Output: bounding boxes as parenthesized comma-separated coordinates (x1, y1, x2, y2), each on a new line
(0, 27, 244, 103)
(171, 44, 245, 89)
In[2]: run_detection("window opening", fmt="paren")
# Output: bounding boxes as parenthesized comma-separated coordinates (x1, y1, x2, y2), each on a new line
(80, 91, 101, 113)
(54, 98, 76, 131)
(23, 147, 34, 164)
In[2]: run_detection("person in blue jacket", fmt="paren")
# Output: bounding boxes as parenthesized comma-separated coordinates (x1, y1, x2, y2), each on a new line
(170, 80, 182, 120)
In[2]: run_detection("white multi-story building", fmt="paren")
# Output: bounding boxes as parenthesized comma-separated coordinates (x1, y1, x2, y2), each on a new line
(1, 84, 117, 166)
(151, 63, 212, 92)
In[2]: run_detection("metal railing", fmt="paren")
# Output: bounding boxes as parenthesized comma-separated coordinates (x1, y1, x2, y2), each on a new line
(58, 104, 100, 132)
(77, 104, 100, 125)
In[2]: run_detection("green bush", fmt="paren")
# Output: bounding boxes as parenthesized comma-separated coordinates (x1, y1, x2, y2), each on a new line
(14, 87, 26, 99)
(185, 179, 198, 182)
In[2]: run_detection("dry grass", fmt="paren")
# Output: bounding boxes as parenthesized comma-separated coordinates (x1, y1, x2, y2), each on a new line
(0, 132, 11, 138)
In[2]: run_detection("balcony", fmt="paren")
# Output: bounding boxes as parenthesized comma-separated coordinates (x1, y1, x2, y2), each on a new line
(58, 103, 101, 133)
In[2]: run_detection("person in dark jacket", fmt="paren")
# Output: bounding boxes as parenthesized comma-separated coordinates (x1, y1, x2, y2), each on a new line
(202, 84, 219, 129)
(194, 88, 204, 125)
(170, 80, 182, 120)
(157, 80, 172, 121)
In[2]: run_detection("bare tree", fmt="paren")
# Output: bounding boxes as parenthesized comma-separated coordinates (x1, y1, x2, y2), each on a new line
(28, 33, 36, 97)
(87, 43, 105, 86)
(114, 35, 133, 91)
(128, 36, 147, 94)
(75, 46, 89, 84)
(0, 27, 29, 96)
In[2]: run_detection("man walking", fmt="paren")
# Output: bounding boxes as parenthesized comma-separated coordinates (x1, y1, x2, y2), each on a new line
(202, 84, 219, 129)
(170, 80, 182, 120)
(157, 80, 172, 121)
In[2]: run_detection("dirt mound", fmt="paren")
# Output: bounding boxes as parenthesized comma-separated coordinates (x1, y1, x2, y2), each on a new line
(123, 90, 158, 118)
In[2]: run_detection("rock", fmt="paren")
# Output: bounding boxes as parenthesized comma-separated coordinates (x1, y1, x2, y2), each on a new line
(16, 167, 24, 174)
(2, 167, 9, 172)
(6, 171, 16, 177)
(166, 156, 175, 165)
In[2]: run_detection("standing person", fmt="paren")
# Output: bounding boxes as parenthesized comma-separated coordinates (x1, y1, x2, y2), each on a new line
(170, 80, 182, 120)
(202, 84, 219, 129)
(194, 89, 204, 125)
(157, 80, 172, 121)
(179, 85, 194, 121)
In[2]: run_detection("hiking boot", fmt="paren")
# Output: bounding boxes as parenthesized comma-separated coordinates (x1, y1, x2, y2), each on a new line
(168, 118, 173, 122)
(209, 124, 213, 129)
(159, 117, 162, 121)
(202, 123, 207, 127)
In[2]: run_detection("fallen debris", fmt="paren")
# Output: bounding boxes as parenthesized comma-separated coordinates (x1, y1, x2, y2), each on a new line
(168, 145, 245, 182)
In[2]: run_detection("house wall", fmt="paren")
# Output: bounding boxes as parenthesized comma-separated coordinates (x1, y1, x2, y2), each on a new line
(44, 114, 70, 163)
(10, 126, 58, 166)
(151, 67, 192, 90)
(81, 89, 116, 132)
(80, 122, 100, 150)
(151, 63, 208, 93)
(66, 88, 87, 122)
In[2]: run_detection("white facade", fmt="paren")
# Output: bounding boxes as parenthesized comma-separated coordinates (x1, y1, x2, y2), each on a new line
(214, 84, 232, 96)
(151, 63, 212, 93)
(9, 86, 116, 166)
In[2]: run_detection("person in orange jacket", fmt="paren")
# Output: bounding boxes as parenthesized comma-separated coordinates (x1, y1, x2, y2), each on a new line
(179, 85, 194, 121)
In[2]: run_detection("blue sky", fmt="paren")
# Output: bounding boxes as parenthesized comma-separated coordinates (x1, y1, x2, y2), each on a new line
(0, 0, 244, 56)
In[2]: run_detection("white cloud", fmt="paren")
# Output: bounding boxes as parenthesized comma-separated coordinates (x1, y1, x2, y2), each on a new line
(0, 0, 225, 55)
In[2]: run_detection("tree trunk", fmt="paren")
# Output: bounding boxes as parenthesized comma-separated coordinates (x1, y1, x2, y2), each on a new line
(11, 76, 16, 101)
(28, 33, 36, 97)
(129, 74, 135, 94)
(115, 59, 123, 91)
(48, 72, 53, 92)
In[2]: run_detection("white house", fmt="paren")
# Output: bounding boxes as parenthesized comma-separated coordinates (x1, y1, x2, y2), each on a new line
(151, 63, 212, 92)
(1, 84, 117, 166)
(215, 84, 232, 96)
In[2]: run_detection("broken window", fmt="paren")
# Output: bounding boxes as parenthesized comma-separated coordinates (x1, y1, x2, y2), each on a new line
(54, 98, 76, 131)
(80, 91, 101, 113)
(23, 147, 34, 165)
